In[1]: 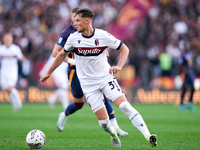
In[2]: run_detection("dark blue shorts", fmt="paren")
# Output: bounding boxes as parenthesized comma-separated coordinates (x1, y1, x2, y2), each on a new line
(183, 75, 194, 86)
(183, 68, 195, 86)
(67, 67, 84, 98)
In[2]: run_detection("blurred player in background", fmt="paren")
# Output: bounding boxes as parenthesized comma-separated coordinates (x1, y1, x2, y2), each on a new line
(39, 55, 69, 109)
(40, 8, 157, 148)
(0, 33, 26, 111)
(179, 41, 196, 112)
(50, 7, 128, 137)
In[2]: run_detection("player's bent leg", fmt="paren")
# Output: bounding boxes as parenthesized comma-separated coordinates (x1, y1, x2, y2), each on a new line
(99, 118, 121, 148)
(86, 88, 121, 148)
(104, 96, 128, 137)
(96, 107, 121, 148)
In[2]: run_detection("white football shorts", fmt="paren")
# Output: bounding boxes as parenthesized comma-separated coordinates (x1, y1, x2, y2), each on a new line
(82, 75, 124, 113)
(0, 74, 18, 90)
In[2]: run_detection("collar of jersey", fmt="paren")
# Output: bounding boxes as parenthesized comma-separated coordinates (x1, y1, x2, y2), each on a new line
(82, 27, 95, 38)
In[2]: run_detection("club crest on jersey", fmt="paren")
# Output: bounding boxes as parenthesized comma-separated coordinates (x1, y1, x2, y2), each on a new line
(78, 40, 81, 44)
(58, 37, 63, 44)
(95, 39, 99, 46)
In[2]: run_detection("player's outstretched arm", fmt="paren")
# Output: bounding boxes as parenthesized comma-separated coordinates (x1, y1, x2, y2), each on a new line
(40, 50, 69, 85)
(109, 43, 129, 74)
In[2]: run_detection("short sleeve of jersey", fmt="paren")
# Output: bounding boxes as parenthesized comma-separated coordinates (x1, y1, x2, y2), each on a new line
(56, 29, 69, 47)
(64, 34, 74, 52)
(105, 31, 122, 50)
(56, 24, 76, 47)
(57, 36, 66, 47)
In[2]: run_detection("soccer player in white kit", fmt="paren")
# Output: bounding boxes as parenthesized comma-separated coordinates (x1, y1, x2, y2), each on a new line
(0, 33, 26, 111)
(40, 8, 157, 148)
(39, 55, 69, 109)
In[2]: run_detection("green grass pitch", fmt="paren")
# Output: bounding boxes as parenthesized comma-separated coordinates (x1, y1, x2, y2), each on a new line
(0, 103, 199, 150)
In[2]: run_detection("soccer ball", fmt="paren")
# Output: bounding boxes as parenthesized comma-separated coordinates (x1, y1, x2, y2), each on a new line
(26, 129, 46, 149)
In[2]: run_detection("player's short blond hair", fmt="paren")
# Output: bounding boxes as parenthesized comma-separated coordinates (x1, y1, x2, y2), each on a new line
(71, 7, 80, 14)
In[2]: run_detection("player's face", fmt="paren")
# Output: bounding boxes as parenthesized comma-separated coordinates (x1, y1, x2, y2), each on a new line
(3, 34, 13, 47)
(71, 12, 76, 25)
(74, 14, 88, 33)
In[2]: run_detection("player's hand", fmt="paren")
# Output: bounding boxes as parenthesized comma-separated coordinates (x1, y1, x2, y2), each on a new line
(39, 73, 50, 85)
(109, 66, 122, 74)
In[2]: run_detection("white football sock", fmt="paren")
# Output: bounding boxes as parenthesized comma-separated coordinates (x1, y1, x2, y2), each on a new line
(9, 88, 22, 111)
(119, 101, 150, 137)
(99, 118, 116, 136)
(12, 88, 22, 109)
(9, 92, 18, 111)
(110, 118, 119, 129)
(48, 90, 59, 104)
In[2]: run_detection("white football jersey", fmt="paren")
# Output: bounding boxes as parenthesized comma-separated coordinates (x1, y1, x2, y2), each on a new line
(64, 28, 122, 86)
(0, 44, 23, 76)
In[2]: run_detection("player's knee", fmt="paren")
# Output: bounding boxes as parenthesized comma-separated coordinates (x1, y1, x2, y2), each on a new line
(119, 101, 138, 117)
(74, 96, 84, 102)
(74, 102, 84, 109)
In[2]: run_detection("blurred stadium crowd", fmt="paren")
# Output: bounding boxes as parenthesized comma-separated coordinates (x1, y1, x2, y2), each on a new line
(0, 0, 200, 89)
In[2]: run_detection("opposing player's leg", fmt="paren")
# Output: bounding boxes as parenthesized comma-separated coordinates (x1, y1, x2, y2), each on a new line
(57, 96, 84, 131)
(186, 84, 195, 111)
(64, 69, 84, 116)
(179, 84, 187, 111)
(103, 76, 157, 147)
(57, 69, 84, 131)
(104, 95, 128, 137)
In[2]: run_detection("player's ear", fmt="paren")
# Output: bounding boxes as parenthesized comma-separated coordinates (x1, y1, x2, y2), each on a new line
(86, 18, 91, 24)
